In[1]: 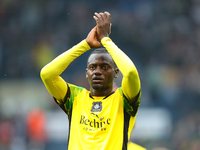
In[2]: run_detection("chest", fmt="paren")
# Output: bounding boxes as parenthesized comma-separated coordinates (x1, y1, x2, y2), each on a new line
(70, 93, 125, 133)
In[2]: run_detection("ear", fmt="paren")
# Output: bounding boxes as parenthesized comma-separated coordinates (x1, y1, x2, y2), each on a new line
(86, 68, 88, 78)
(114, 68, 119, 78)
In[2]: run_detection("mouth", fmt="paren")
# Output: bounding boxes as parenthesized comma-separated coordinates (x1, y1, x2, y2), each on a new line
(92, 77, 103, 83)
(93, 79, 103, 82)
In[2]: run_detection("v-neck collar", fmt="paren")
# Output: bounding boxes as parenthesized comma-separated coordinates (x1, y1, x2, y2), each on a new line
(89, 91, 115, 100)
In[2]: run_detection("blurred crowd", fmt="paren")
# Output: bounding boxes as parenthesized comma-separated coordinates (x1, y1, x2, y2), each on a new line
(0, 0, 200, 149)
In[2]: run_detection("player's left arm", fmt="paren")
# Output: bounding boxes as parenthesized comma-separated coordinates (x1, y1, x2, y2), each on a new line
(101, 37, 141, 103)
(94, 11, 141, 103)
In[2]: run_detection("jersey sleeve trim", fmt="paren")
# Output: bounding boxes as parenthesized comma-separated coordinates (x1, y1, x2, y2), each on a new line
(119, 87, 141, 117)
(54, 84, 85, 115)
(54, 84, 71, 114)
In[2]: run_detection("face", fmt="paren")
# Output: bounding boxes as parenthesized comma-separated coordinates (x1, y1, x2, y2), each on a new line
(86, 53, 119, 91)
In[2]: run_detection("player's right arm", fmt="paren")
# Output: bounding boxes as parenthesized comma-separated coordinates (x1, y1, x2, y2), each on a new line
(40, 26, 101, 102)
(40, 40, 91, 102)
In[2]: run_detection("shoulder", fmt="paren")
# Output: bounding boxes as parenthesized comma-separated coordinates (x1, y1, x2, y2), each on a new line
(68, 83, 88, 97)
(114, 87, 123, 95)
(68, 83, 86, 91)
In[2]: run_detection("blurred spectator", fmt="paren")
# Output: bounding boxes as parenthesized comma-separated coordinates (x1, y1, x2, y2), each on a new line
(26, 108, 47, 150)
(0, 119, 14, 149)
(0, 0, 200, 149)
(33, 38, 56, 71)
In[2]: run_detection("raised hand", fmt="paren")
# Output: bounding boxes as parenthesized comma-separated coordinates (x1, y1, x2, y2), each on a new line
(86, 26, 102, 48)
(93, 11, 111, 41)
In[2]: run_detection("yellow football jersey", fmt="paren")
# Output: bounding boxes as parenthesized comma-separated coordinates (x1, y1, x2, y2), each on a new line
(55, 83, 141, 150)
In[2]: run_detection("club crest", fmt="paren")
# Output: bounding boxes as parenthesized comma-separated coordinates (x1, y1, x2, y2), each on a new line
(91, 102, 102, 112)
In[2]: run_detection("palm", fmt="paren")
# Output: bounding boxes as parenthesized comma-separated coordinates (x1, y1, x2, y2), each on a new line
(86, 26, 102, 48)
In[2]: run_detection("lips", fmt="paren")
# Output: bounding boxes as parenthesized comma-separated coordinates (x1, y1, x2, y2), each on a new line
(92, 76, 103, 82)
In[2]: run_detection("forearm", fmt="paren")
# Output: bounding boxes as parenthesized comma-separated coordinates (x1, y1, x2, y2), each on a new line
(41, 40, 90, 79)
(101, 37, 141, 100)
(40, 40, 91, 100)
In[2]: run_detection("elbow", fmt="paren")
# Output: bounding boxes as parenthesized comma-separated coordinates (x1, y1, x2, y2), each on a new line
(128, 68, 141, 87)
(127, 66, 139, 78)
(40, 66, 49, 81)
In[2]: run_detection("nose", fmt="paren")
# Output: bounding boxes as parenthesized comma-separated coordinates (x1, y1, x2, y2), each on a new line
(94, 66, 102, 75)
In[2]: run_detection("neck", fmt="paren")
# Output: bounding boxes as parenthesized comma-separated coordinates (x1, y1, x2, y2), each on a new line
(90, 87, 113, 97)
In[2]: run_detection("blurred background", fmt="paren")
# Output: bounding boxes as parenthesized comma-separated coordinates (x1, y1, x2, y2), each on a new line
(0, 0, 200, 150)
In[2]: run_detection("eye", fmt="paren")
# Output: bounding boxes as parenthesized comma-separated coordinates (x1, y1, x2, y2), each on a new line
(102, 65, 109, 70)
(89, 65, 96, 70)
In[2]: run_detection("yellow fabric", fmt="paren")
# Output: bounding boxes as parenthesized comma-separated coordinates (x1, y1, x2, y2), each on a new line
(40, 40, 90, 101)
(128, 142, 147, 150)
(53, 83, 140, 150)
(101, 37, 141, 101)
(40, 37, 141, 150)
(66, 85, 134, 150)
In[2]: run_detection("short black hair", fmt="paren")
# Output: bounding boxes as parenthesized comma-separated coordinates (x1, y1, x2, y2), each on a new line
(90, 47, 109, 55)
(88, 47, 117, 68)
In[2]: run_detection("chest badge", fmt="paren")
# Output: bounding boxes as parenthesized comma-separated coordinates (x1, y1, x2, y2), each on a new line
(91, 102, 102, 112)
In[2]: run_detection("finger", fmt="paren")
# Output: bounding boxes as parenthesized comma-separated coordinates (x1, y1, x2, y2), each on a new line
(93, 15, 98, 22)
(104, 11, 111, 22)
(94, 12, 103, 21)
(93, 15, 100, 27)
(99, 12, 106, 21)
